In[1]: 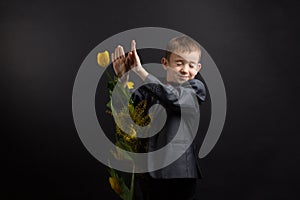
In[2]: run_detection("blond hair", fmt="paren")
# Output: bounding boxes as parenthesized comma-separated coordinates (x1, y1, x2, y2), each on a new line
(165, 35, 201, 61)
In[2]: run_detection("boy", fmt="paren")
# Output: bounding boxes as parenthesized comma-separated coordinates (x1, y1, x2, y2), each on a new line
(112, 36, 206, 200)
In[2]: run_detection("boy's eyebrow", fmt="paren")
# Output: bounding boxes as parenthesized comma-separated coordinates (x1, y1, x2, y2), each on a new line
(175, 59, 197, 64)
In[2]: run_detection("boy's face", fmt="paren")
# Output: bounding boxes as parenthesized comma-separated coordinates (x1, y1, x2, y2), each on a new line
(162, 51, 201, 84)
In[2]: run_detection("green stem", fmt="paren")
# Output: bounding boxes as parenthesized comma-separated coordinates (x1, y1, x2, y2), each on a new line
(129, 164, 135, 200)
(105, 69, 114, 81)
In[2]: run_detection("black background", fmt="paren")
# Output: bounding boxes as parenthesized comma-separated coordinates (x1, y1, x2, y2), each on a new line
(2, 0, 299, 199)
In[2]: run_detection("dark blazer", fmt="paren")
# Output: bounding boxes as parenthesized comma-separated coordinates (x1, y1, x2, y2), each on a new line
(132, 74, 206, 179)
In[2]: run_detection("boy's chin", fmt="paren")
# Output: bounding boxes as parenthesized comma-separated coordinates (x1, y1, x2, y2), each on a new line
(168, 76, 191, 84)
(172, 79, 189, 85)
(177, 77, 190, 83)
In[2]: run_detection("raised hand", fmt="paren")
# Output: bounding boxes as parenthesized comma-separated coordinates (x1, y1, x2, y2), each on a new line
(111, 45, 128, 78)
(111, 40, 148, 81)
(128, 40, 149, 80)
(127, 40, 142, 70)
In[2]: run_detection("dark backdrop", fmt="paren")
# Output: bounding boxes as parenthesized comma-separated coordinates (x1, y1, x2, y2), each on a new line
(2, 0, 299, 199)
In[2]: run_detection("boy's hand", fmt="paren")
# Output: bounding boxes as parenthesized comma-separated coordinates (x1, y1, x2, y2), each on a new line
(111, 45, 129, 78)
(128, 40, 149, 80)
(111, 40, 148, 81)
(127, 40, 142, 71)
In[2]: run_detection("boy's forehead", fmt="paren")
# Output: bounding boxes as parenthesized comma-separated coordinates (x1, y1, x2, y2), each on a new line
(170, 51, 200, 63)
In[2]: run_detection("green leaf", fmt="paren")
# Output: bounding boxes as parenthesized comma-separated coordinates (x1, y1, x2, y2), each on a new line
(115, 141, 133, 161)
(107, 167, 117, 178)
(129, 166, 135, 200)
(119, 176, 130, 200)
(116, 140, 133, 152)
(106, 99, 112, 110)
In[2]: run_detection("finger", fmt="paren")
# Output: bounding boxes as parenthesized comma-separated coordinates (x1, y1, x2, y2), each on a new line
(132, 45, 139, 60)
(116, 46, 120, 59)
(131, 40, 136, 51)
(132, 40, 140, 59)
(120, 46, 125, 57)
(118, 45, 124, 59)
(114, 47, 118, 60)
(111, 53, 114, 62)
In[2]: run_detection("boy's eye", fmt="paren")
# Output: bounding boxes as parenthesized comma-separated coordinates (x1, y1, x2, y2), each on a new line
(190, 64, 197, 68)
(176, 62, 183, 66)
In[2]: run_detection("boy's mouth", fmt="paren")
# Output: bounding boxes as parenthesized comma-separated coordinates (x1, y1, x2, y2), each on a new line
(178, 75, 189, 80)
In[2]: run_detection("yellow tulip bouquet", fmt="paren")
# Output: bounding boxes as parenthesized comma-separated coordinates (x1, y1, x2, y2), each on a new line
(98, 51, 150, 200)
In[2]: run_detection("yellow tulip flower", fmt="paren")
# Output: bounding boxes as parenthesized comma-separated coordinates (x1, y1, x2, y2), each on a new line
(97, 51, 110, 67)
(109, 177, 122, 195)
(126, 81, 134, 89)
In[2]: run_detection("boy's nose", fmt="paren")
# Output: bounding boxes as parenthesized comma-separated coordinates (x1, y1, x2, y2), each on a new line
(180, 64, 189, 74)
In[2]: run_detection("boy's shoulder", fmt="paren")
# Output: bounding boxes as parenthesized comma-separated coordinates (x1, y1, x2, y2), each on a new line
(184, 79, 205, 90)
(182, 79, 206, 102)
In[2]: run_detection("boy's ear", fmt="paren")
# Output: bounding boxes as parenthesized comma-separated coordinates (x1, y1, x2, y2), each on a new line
(197, 63, 202, 72)
(161, 57, 168, 70)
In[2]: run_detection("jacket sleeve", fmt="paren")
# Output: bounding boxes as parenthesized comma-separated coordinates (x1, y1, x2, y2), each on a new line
(135, 74, 206, 112)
